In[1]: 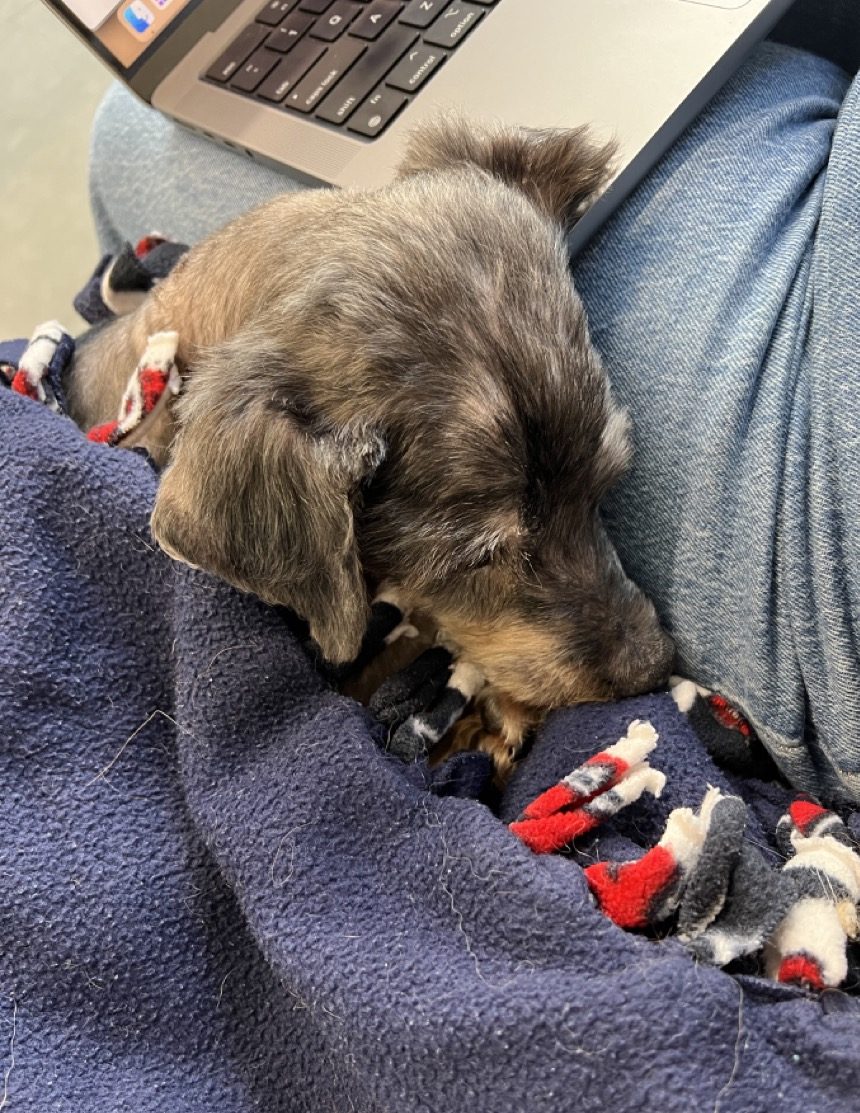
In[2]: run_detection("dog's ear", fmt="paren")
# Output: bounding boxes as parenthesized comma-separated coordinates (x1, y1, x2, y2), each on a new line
(398, 117, 616, 229)
(150, 338, 384, 664)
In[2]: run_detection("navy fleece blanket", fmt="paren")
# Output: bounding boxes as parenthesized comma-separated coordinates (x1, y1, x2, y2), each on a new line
(2, 381, 860, 1113)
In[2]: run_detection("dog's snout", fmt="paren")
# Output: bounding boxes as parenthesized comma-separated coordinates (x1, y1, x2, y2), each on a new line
(606, 621, 675, 698)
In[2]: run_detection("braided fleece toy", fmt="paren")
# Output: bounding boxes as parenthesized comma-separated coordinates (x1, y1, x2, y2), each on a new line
(510, 729, 860, 991)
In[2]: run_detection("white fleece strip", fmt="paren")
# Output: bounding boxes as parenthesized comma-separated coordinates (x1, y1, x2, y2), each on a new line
(602, 718, 659, 766)
(115, 330, 180, 430)
(384, 622, 419, 645)
(100, 258, 148, 318)
(669, 676, 711, 712)
(590, 765, 666, 816)
(142, 330, 179, 368)
(19, 320, 65, 393)
(659, 805, 711, 874)
(765, 898, 848, 987)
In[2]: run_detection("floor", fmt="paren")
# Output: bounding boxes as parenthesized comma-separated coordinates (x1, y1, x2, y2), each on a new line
(1, 0, 112, 338)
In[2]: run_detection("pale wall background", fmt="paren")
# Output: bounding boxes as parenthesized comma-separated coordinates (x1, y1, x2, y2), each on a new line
(1, 0, 112, 337)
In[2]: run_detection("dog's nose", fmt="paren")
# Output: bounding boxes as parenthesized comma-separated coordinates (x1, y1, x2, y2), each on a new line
(608, 625, 675, 698)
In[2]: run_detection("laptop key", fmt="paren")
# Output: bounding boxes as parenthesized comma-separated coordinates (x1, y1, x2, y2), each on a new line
(347, 87, 408, 137)
(310, 1, 362, 40)
(385, 43, 445, 92)
(230, 47, 282, 93)
(399, 0, 445, 28)
(266, 11, 314, 50)
(422, 1, 484, 47)
(316, 24, 417, 123)
(350, 0, 403, 39)
(213, 0, 496, 127)
(256, 0, 299, 24)
(285, 37, 367, 113)
(205, 24, 269, 83)
(256, 38, 326, 101)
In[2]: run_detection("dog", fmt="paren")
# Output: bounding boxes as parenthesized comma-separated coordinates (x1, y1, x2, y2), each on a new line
(67, 118, 674, 769)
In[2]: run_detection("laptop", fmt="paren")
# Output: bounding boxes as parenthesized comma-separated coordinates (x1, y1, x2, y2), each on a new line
(44, 0, 796, 252)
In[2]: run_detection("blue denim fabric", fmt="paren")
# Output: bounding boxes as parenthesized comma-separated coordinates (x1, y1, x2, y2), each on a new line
(89, 85, 305, 254)
(89, 43, 860, 801)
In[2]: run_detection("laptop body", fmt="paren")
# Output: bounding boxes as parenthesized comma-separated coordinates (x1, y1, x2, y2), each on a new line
(44, 0, 796, 252)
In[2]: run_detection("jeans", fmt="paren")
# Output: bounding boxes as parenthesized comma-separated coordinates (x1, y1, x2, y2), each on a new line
(88, 24, 860, 802)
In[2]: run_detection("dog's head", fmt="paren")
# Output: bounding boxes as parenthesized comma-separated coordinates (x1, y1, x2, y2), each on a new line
(151, 118, 673, 708)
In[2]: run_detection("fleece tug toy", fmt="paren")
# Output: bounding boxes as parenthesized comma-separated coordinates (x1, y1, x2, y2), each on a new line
(670, 678, 780, 779)
(315, 595, 495, 793)
(510, 726, 860, 990)
(1, 321, 71, 413)
(581, 786, 742, 932)
(372, 651, 485, 763)
(74, 234, 189, 324)
(86, 331, 181, 447)
(2, 235, 189, 450)
(352, 600, 860, 990)
(583, 786, 795, 967)
(334, 595, 486, 764)
(332, 598, 860, 990)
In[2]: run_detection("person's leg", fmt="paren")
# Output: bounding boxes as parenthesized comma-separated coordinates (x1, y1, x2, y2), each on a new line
(787, 70, 860, 802)
(88, 83, 315, 254)
(573, 42, 859, 801)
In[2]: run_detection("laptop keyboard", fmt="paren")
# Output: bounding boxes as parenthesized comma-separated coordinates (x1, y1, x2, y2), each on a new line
(204, 0, 499, 138)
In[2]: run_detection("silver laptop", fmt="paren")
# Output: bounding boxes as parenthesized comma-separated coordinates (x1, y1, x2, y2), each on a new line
(45, 0, 796, 251)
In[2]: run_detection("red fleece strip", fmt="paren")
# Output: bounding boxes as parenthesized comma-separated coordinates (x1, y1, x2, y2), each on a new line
(139, 367, 168, 410)
(510, 807, 603, 855)
(707, 693, 752, 736)
(584, 846, 680, 930)
(11, 370, 38, 400)
(788, 799, 828, 836)
(135, 235, 165, 258)
(86, 421, 118, 444)
(777, 954, 825, 990)
(520, 753, 629, 821)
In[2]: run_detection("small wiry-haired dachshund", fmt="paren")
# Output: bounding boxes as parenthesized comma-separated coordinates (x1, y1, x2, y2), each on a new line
(68, 118, 674, 772)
